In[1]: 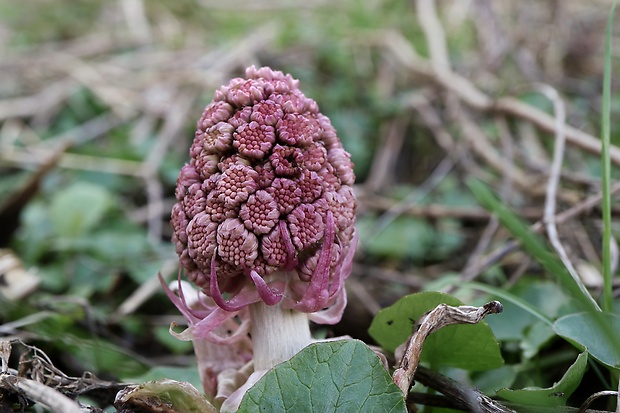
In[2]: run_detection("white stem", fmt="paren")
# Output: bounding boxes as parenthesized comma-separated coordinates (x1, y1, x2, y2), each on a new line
(249, 301, 311, 371)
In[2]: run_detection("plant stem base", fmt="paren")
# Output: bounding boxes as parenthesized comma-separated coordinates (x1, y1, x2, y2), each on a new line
(249, 301, 311, 371)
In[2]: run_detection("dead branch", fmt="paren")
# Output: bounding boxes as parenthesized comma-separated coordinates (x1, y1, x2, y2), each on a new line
(374, 30, 620, 166)
(393, 301, 503, 396)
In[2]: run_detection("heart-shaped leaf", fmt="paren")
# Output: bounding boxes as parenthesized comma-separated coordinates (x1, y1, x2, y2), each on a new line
(50, 182, 113, 238)
(238, 339, 405, 413)
(369, 292, 503, 371)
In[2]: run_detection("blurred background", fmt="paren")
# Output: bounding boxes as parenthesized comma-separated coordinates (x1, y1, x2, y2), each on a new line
(1, 0, 619, 409)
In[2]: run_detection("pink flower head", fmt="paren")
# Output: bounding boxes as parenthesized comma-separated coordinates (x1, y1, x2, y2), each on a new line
(170, 66, 357, 341)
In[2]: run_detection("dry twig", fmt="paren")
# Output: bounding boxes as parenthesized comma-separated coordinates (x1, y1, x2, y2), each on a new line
(0, 341, 82, 413)
(413, 366, 515, 413)
(373, 29, 620, 166)
(537, 84, 600, 310)
(393, 301, 503, 396)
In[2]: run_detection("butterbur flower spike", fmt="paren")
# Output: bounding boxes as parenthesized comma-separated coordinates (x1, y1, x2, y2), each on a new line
(166, 65, 357, 410)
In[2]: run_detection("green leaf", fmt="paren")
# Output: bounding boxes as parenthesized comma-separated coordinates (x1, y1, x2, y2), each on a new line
(330, 110, 374, 178)
(496, 352, 588, 407)
(554, 312, 620, 368)
(49, 182, 113, 238)
(62, 228, 152, 259)
(521, 321, 556, 359)
(70, 257, 117, 297)
(433, 218, 465, 259)
(368, 292, 503, 371)
(472, 365, 518, 395)
(17, 202, 54, 262)
(478, 278, 568, 341)
(68, 339, 146, 377)
(238, 339, 406, 413)
(357, 215, 435, 260)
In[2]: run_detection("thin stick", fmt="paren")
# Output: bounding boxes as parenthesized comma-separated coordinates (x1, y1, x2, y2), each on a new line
(0, 80, 76, 121)
(416, 0, 450, 70)
(455, 116, 514, 285)
(452, 103, 535, 193)
(373, 30, 620, 166)
(577, 390, 618, 413)
(364, 116, 407, 193)
(414, 366, 515, 413)
(407, 93, 491, 181)
(140, 91, 195, 241)
(456, 116, 513, 285)
(0, 148, 144, 176)
(120, 0, 153, 44)
(537, 84, 599, 310)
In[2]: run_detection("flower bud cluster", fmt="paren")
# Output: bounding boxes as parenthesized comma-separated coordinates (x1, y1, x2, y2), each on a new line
(171, 66, 357, 321)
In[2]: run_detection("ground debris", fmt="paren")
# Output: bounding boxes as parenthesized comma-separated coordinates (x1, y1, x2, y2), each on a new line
(0, 340, 126, 412)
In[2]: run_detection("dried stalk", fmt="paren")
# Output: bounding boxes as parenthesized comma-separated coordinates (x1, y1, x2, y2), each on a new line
(0, 341, 82, 413)
(414, 366, 515, 413)
(375, 29, 620, 166)
(537, 84, 600, 310)
(393, 301, 503, 395)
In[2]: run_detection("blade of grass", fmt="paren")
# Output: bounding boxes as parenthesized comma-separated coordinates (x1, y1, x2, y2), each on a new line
(467, 178, 600, 313)
(601, 0, 618, 314)
(602, 3, 620, 409)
